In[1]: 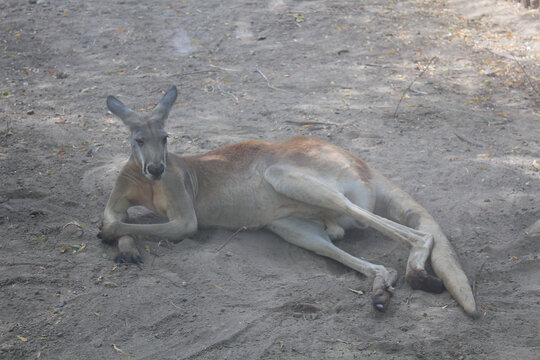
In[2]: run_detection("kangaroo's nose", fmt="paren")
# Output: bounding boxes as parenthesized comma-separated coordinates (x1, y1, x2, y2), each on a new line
(147, 163, 165, 177)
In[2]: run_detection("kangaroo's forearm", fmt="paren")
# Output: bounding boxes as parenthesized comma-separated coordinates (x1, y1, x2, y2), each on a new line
(113, 220, 197, 242)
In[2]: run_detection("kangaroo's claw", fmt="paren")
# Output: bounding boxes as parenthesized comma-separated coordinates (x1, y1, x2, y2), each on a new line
(115, 252, 143, 266)
(372, 288, 393, 312)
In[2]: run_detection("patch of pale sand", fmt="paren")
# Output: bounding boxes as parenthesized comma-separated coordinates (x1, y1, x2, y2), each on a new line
(449, 0, 540, 53)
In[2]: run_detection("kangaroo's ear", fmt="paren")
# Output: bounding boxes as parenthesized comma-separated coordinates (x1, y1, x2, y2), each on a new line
(151, 86, 178, 124)
(106, 95, 141, 129)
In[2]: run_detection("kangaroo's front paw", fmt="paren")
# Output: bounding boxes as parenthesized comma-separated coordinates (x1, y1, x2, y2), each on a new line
(114, 235, 142, 266)
(115, 252, 143, 266)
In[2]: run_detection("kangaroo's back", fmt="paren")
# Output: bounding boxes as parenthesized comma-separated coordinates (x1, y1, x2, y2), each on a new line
(183, 136, 374, 229)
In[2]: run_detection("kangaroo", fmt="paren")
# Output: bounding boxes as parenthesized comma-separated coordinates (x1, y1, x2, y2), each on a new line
(98, 86, 477, 316)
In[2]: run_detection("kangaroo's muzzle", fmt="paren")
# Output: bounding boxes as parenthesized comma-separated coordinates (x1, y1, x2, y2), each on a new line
(145, 163, 165, 179)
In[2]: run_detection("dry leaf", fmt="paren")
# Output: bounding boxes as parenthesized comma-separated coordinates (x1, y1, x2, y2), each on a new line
(17, 335, 28, 342)
(532, 160, 540, 171)
(477, 166, 488, 170)
(510, 80, 524, 89)
(348, 288, 364, 295)
(60, 245, 69, 254)
(77, 242, 86, 253)
(466, 96, 490, 105)
(35, 235, 47, 242)
(108, 264, 118, 275)
(62, 221, 84, 236)
(478, 153, 493, 158)
(112, 344, 130, 357)
(480, 302, 488, 309)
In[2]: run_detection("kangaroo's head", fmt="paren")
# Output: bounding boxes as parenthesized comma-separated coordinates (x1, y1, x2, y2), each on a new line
(106, 86, 178, 180)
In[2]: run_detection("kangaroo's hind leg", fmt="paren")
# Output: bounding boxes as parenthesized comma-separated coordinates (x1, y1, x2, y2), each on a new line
(264, 165, 444, 295)
(267, 217, 397, 311)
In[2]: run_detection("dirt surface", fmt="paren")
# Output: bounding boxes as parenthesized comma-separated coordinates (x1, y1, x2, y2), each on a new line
(1, 0, 539, 359)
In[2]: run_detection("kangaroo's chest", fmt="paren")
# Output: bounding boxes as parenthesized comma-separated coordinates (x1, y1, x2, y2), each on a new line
(151, 185, 169, 215)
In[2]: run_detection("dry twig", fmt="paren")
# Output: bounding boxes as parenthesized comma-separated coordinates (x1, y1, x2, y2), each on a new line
(175, 70, 218, 77)
(216, 226, 247, 252)
(511, 53, 540, 98)
(217, 84, 238, 102)
(454, 132, 484, 148)
(255, 67, 289, 93)
(393, 57, 437, 119)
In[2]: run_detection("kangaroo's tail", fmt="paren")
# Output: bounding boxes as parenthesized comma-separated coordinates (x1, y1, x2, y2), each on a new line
(372, 171, 477, 317)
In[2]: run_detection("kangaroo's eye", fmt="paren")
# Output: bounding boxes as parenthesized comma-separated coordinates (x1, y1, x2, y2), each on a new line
(135, 138, 144, 146)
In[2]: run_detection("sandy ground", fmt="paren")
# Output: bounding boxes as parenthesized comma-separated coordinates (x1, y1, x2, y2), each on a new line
(1, 0, 539, 359)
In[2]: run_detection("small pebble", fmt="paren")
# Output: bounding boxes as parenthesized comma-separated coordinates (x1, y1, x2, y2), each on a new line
(58, 300, 67, 307)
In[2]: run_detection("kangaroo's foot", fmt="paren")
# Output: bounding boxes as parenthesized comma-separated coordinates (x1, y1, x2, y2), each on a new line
(406, 268, 445, 294)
